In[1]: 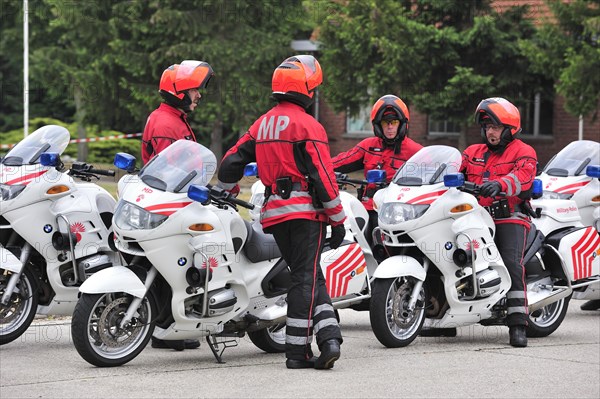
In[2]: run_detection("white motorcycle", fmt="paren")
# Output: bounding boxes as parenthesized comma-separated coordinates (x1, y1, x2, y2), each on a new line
(535, 140, 600, 302)
(70, 140, 378, 366)
(369, 145, 600, 347)
(0, 125, 121, 345)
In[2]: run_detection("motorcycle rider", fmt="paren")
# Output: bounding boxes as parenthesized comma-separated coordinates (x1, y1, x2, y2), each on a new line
(218, 55, 345, 369)
(141, 60, 214, 164)
(460, 97, 537, 347)
(332, 94, 423, 248)
(142, 60, 214, 350)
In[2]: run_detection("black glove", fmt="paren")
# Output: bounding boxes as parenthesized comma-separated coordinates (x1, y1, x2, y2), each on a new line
(480, 181, 502, 197)
(329, 224, 346, 249)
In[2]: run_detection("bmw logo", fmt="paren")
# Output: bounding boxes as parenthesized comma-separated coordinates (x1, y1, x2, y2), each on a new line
(177, 257, 187, 266)
(43, 224, 53, 234)
(351, 270, 356, 277)
(444, 242, 453, 250)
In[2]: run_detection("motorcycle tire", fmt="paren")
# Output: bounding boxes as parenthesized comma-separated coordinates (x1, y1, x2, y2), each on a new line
(0, 268, 39, 345)
(71, 291, 157, 367)
(369, 277, 426, 348)
(526, 295, 571, 338)
(248, 323, 286, 353)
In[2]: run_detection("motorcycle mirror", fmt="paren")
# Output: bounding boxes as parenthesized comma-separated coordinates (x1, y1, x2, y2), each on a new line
(531, 179, 543, 199)
(40, 152, 60, 167)
(444, 173, 465, 187)
(114, 152, 136, 173)
(586, 165, 600, 179)
(188, 184, 211, 205)
(243, 162, 258, 177)
(366, 169, 386, 183)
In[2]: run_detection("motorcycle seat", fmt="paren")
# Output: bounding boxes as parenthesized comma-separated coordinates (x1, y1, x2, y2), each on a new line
(243, 220, 282, 263)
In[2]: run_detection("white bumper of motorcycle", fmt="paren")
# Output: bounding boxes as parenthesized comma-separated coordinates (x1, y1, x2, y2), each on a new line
(0, 246, 23, 273)
(372, 255, 426, 280)
(79, 265, 147, 298)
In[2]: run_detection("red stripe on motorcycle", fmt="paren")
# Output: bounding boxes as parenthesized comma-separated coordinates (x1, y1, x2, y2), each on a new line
(4, 170, 48, 185)
(571, 227, 599, 280)
(333, 255, 363, 298)
(145, 202, 192, 212)
(555, 181, 589, 194)
(337, 259, 367, 297)
(325, 244, 363, 298)
(406, 189, 447, 205)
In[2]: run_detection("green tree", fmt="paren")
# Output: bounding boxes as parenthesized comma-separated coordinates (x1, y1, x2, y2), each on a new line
(318, 0, 546, 150)
(108, 0, 312, 160)
(521, 0, 600, 119)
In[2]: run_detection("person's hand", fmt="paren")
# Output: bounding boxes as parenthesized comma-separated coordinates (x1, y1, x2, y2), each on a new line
(480, 181, 501, 197)
(329, 224, 346, 249)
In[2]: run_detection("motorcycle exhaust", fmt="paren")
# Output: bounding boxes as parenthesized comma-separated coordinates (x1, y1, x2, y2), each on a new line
(528, 286, 572, 313)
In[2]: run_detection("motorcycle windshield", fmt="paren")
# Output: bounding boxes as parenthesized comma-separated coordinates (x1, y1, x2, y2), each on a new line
(543, 140, 600, 177)
(1, 125, 70, 166)
(392, 145, 462, 185)
(139, 140, 217, 193)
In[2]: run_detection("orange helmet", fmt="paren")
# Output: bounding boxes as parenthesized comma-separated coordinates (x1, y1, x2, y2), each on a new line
(159, 60, 214, 112)
(370, 95, 410, 144)
(475, 97, 521, 135)
(271, 55, 323, 108)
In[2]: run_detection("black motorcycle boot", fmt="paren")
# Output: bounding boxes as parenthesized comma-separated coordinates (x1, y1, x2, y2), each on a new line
(509, 326, 528, 348)
(315, 339, 341, 369)
(580, 299, 600, 311)
(286, 357, 316, 369)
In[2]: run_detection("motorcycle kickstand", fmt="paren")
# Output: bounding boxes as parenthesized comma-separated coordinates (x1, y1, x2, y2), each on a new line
(206, 335, 226, 364)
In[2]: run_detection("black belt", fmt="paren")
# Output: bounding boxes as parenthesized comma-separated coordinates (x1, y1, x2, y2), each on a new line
(265, 182, 304, 197)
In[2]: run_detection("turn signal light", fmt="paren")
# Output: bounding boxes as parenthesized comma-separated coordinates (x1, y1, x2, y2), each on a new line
(356, 264, 366, 275)
(188, 223, 214, 232)
(46, 185, 70, 195)
(450, 204, 473, 213)
(592, 195, 600, 203)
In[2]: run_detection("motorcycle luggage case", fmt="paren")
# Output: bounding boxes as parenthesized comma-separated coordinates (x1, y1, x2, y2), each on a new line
(547, 226, 600, 281)
(321, 242, 368, 300)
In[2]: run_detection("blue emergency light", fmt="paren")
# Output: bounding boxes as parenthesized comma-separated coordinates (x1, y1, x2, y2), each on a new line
(114, 153, 136, 173)
(188, 184, 211, 205)
(586, 165, 600, 179)
(40, 152, 60, 167)
(366, 169, 386, 183)
(443, 173, 465, 187)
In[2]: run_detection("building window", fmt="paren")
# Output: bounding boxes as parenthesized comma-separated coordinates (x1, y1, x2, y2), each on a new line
(428, 118, 460, 136)
(520, 92, 553, 136)
(346, 105, 372, 136)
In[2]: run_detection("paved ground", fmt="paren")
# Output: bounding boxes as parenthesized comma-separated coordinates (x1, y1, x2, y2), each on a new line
(1, 301, 598, 399)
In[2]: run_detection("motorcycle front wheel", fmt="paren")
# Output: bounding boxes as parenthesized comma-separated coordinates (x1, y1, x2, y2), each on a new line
(71, 292, 156, 367)
(526, 295, 571, 338)
(369, 277, 426, 348)
(248, 323, 286, 353)
(0, 268, 39, 345)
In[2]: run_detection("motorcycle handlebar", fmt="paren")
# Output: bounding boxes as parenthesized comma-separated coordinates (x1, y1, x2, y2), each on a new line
(208, 185, 255, 210)
(88, 168, 116, 177)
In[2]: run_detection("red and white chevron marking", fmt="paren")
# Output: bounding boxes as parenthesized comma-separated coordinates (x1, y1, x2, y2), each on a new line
(1, 133, 142, 149)
(3, 170, 48, 185)
(325, 243, 366, 299)
(554, 181, 589, 195)
(570, 227, 600, 280)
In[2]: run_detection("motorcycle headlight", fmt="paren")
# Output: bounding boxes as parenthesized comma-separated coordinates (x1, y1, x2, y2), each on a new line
(113, 201, 168, 230)
(0, 183, 26, 201)
(379, 203, 429, 224)
(541, 190, 572, 200)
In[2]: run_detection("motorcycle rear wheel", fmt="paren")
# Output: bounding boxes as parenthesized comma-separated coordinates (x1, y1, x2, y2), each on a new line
(526, 295, 571, 338)
(0, 268, 38, 345)
(71, 292, 156, 367)
(369, 277, 426, 348)
(248, 323, 286, 353)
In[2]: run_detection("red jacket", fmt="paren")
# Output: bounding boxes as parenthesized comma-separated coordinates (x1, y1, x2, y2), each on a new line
(141, 103, 197, 164)
(460, 140, 537, 227)
(219, 102, 346, 229)
(332, 136, 423, 210)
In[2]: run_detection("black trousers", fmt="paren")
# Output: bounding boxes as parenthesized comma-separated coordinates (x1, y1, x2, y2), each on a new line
(495, 223, 529, 327)
(265, 219, 342, 360)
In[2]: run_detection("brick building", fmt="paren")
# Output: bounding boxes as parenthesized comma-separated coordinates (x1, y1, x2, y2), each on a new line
(312, 0, 599, 166)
